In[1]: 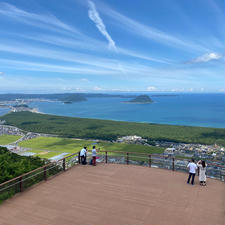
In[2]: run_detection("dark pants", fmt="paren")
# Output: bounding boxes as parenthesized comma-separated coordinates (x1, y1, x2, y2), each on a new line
(92, 156, 96, 166)
(81, 155, 86, 165)
(187, 173, 196, 185)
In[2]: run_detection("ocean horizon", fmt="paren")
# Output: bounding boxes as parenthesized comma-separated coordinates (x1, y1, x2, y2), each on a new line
(1, 93, 225, 128)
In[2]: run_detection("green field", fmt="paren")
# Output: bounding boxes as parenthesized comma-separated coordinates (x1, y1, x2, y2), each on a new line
(0, 135, 21, 145)
(1, 111, 225, 146)
(18, 136, 164, 159)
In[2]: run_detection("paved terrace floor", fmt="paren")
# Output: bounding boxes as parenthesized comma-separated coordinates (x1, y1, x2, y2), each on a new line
(0, 164, 224, 225)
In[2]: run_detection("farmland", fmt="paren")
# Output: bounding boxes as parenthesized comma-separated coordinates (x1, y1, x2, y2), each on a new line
(0, 135, 21, 145)
(18, 136, 164, 159)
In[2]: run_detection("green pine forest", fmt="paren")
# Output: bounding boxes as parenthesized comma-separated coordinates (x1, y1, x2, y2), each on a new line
(1, 112, 225, 146)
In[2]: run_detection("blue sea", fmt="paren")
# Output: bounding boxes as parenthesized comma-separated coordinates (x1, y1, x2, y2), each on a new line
(1, 93, 225, 128)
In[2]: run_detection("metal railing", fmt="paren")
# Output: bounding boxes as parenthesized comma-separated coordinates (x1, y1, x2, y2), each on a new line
(1, 150, 224, 203)
(96, 151, 225, 182)
(0, 152, 79, 203)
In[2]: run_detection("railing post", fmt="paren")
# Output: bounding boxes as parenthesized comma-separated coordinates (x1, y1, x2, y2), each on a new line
(63, 158, 66, 171)
(172, 157, 175, 171)
(19, 177, 23, 192)
(105, 151, 108, 163)
(148, 155, 151, 168)
(43, 166, 47, 181)
(220, 170, 225, 182)
(126, 152, 129, 165)
(78, 152, 80, 164)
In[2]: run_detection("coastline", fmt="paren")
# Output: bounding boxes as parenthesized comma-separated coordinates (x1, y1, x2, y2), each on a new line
(0, 107, 43, 116)
(1, 111, 224, 148)
(122, 101, 152, 104)
(1, 110, 224, 129)
(1, 93, 224, 129)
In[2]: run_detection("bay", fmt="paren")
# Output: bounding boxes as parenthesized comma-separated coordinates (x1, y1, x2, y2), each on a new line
(26, 93, 225, 128)
(0, 108, 10, 116)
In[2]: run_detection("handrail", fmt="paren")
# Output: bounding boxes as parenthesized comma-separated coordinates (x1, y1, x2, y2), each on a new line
(0, 150, 224, 203)
(98, 150, 224, 163)
(98, 150, 225, 168)
(0, 152, 79, 188)
(0, 163, 52, 187)
(1, 150, 223, 188)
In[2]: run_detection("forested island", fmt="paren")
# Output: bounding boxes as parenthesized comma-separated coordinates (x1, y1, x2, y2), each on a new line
(124, 95, 153, 104)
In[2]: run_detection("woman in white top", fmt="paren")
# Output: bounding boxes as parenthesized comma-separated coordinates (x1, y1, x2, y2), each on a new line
(92, 146, 97, 166)
(197, 160, 207, 186)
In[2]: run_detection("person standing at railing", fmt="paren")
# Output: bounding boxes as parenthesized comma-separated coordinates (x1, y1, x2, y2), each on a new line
(80, 147, 87, 165)
(197, 160, 207, 186)
(187, 159, 197, 185)
(92, 146, 97, 166)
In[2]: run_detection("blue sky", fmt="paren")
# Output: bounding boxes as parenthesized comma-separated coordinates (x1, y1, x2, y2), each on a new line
(0, 0, 224, 93)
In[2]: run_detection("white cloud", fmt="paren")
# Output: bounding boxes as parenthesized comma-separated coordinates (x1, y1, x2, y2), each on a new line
(147, 86, 157, 91)
(88, 1, 116, 50)
(0, 2, 79, 35)
(0, 72, 4, 81)
(81, 78, 89, 82)
(218, 88, 225, 93)
(93, 86, 104, 91)
(171, 88, 185, 92)
(97, 2, 209, 52)
(188, 52, 223, 63)
(0, 42, 122, 71)
(0, 58, 119, 75)
(0, 42, 172, 76)
(17, 32, 170, 64)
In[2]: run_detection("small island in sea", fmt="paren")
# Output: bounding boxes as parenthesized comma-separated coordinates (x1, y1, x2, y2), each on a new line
(124, 95, 153, 104)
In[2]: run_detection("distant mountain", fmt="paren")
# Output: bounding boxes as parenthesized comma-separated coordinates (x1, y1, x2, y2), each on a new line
(13, 104, 29, 108)
(151, 94, 179, 97)
(0, 93, 136, 103)
(127, 95, 153, 104)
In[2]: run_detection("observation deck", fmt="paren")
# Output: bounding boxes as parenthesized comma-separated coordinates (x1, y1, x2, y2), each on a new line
(0, 163, 224, 225)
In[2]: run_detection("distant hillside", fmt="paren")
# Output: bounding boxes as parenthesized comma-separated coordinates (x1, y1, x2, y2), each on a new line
(0, 93, 136, 103)
(128, 95, 153, 103)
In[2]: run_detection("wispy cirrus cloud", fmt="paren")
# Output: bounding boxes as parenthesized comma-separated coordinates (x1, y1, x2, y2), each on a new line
(0, 59, 120, 75)
(186, 52, 223, 64)
(88, 0, 116, 50)
(96, 2, 210, 53)
(14, 32, 169, 64)
(0, 2, 79, 34)
(0, 42, 120, 71)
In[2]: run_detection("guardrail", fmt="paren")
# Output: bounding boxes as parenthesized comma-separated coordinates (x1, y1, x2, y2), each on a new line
(96, 151, 225, 182)
(0, 152, 79, 203)
(1, 150, 224, 203)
